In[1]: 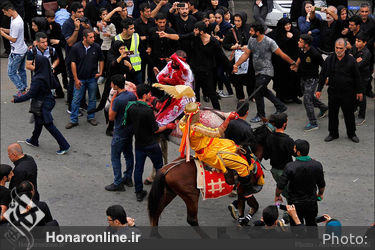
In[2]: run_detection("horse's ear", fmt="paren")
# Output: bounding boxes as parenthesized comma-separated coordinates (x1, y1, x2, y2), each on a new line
(261, 116, 268, 123)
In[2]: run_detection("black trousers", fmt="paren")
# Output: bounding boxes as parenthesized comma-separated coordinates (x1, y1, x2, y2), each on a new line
(328, 92, 356, 137)
(194, 70, 220, 110)
(288, 201, 318, 226)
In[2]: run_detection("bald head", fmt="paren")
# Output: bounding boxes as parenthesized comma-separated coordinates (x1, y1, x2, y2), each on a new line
(335, 38, 346, 58)
(8, 143, 24, 162)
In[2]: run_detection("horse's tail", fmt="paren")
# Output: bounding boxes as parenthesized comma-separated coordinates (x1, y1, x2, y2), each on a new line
(148, 170, 167, 223)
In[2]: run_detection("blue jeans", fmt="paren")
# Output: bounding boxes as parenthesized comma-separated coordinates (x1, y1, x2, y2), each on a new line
(111, 135, 134, 186)
(134, 143, 163, 192)
(133, 71, 143, 85)
(8, 53, 27, 91)
(70, 78, 97, 123)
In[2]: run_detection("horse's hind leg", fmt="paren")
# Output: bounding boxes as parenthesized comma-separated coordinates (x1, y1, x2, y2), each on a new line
(152, 189, 177, 226)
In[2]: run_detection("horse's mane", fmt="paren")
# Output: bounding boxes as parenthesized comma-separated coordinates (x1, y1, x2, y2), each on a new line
(253, 123, 272, 147)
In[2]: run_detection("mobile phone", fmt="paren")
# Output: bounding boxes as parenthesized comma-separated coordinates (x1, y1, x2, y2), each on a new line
(276, 203, 287, 211)
(177, 3, 185, 7)
(315, 216, 326, 223)
(127, 51, 134, 55)
(315, 6, 322, 11)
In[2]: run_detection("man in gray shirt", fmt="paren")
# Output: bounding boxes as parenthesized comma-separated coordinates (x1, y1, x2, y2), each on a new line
(234, 23, 296, 123)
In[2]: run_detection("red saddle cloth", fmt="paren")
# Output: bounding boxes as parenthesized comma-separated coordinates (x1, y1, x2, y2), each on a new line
(203, 170, 235, 199)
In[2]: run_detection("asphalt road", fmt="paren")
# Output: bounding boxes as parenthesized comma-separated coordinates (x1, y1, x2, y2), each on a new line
(0, 1, 374, 227)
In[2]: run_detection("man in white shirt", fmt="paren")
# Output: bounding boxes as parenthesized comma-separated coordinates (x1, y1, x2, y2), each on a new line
(0, 2, 28, 97)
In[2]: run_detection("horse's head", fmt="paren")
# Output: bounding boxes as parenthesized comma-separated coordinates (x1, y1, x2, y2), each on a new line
(253, 122, 274, 148)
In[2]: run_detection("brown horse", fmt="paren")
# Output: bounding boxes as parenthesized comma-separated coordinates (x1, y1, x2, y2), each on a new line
(147, 123, 273, 227)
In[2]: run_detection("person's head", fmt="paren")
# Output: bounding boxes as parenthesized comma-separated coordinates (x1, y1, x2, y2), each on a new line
(1, 3, 16, 17)
(277, 17, 291, 32)
(194, 21, 207, 36)
(262, 205, 279, 227)
(250, 23, 264, 38)
(211, 0, 219, 8)
(35, 32, 49, 51)
(17, 181, 35, 200)
(236, 101, 249, 118)
(121, 19, 135, 35)
(45, 10, 56, 23)
(188, 0, 198, 11)
(100, 8, 108, 21)
(113, 40, 126, 56)
(31, 17, 48, 33)
(70, 2, 84, 19)
(7, 143, 24, 162)
(116, 1, 128, 18)
(223, 7, 231, 22)
(302, 1, 314, 16)
(58, 0, 67, 9)
(155, 13, 167, 30)
(136, 84, 152, 101)
(355, 32, 368, 50)
(233, 14, 244, 29)
(348, 15, 361, 32)
(326, 6, 337, 22)
(359, 3, 370, 21)
(178, 2, 189, 18)
(298, 33, 313, 49)
(269, 113, 288, 130)
(337, 6, 347, 21)
(215, 9, 224, 25)
(334, 38, 346, 58)
(106, 205, 127, 227)
(0, 164, 13, 184)
(294, 139, 309, 156)
(207, 11, 216, 24)
(139, 2, 151, 19)
(111, 74, 125, 90)
(170, 50, 187, 69)
(83, 29, 95, 45)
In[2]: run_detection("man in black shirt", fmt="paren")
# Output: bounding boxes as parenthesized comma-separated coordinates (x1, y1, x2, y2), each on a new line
(276, 139, 326, 226)
(349, 32, 371, 126)
(124, 84, 175, 201)
(134, 2, 155, 83)
(316, 38, 363, 143)
(66, 29, 104, 129)
(188, 0, 204, 21)
(150, 0, 172, 17)
(0, 164, 13, 224)
(346, 15, 361, 50)
(104, 2, 130, 34)
(264, 113, 294, 199)
(7, 143, 39, 201)
(293, 34, 328, 132)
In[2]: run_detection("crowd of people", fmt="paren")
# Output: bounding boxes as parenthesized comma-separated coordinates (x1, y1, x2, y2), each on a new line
(0, 0, 374, 234)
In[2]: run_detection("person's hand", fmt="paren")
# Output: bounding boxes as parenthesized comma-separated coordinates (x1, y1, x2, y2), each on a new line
(232, 65, 238, 73)
(315, 91, 321, 99)
(228, 112, 239, 120)
(290, 64, 298, 72)
(146, 47, 152, 55)
(286, 204, 298, 218)
(275, 195, 283, 203)
(172, 2, 178, 10)
(256, 0, 261, 5)
(97, 21, 103, 31)
(74, 18, 81, 29)
(153, 67, 160, 76)
(356, 93, 363, 102)
(241, 46, 247, 51)
(75, 79, 82, 89)
(214, 25, 220, 33)
(166, 122, 176, 130)
(323, 214, 332, 223)
(114, 6, 123, 13)
(356, 57, 363, 63)
(286, 32, 293, 39)
(95, 73, 102, 79)
(321, 7, 327, 12)
(308, 31, 312, 35)
(317, 192, 324, 201)
(126, 217, 135, 227)
(342, 28, 349, 35)
(214, 35, 220, 41)
(157, 31, 167, 38)
(159, 0, 168, 6)
(126, 1, 134, 7)
(0, 29, 5, 37)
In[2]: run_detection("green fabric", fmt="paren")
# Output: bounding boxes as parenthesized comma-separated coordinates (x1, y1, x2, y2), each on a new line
(122, 101, 149, 126)
(296, 156, 312, 161)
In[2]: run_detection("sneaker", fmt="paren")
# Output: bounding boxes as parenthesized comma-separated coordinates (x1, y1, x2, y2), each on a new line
(105, 183, 125, 192)
(136, 190, 148, 201)
(228, 203, 238, 220)
(250, 115, 261, 123)
(13, 91, 24, 98)
(123, 177, 133, 187)
(66, 109, 83, 117)
(97, 76, 105, 85)
(25, 139, 39, 147)
(65, 122, 79, 129)
(356, 117, 365, 126)
(304, 123, 319, 132)
(218, 90, 232, 98)
(56, 147, 70, 155)
(238, 214, 252, 226)
(87, 119, 98, 126)
(318, 109, 328, 119)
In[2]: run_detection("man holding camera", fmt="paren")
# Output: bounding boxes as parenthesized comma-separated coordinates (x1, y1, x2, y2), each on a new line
(275, 139, 326, 226)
